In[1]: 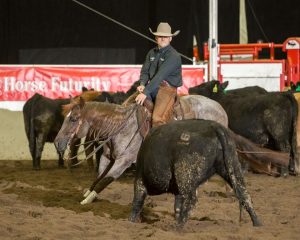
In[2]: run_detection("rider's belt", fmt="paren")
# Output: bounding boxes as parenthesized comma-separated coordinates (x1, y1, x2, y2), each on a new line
(161, 80, 175, 88)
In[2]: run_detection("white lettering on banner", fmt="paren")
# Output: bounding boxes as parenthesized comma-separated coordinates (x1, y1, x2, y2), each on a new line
(4, 77, 47, 92)
(51, 76, 111, 92)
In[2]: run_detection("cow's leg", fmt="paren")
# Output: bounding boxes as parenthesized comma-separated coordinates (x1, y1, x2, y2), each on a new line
(129, 177, 147, 223)
(219, 167, 262, 227)
(176, 190, 197, 226)
(275, 141, 290, 177)
(56, 149, 64, 168)
(174, 195, 183, 221)
(95, 143, 102, 172)
(84, 135, 94, 169)
(69, 138, 80, 166)
(34, 133, 46, 170)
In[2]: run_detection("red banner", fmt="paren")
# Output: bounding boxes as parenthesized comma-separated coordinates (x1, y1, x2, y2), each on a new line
(0, 65, 205, 102)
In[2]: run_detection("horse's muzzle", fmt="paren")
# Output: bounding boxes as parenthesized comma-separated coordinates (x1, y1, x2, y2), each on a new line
(54, 137, 68, 154)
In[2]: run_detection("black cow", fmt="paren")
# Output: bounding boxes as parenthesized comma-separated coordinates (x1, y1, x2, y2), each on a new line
(189, 80, 298, 175)
(129, 119, 262, 227)
(23, 94, 81, 170)
(93, 80, 139, 104)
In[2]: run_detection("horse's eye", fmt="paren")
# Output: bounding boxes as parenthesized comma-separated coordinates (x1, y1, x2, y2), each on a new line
(69, 116, 78, 123)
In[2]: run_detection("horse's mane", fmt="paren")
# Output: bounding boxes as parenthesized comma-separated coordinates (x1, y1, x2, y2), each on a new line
(76, 101, 137, 139)
(62, 90, 101, 116)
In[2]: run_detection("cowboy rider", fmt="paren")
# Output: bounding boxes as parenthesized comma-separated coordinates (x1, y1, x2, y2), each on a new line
(135, 22, 182, 127)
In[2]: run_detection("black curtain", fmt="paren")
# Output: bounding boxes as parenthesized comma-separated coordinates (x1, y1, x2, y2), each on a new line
(0, 0, 299, 64)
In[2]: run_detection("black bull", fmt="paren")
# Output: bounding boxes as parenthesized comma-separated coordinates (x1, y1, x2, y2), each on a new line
(129, 119, 262, 227)
(189, 80, 299, 175)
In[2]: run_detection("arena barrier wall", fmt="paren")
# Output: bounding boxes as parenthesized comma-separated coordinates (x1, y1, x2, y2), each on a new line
(0, 64, 206, 160)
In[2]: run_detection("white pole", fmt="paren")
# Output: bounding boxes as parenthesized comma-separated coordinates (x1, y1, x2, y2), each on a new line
(239, 0, 248, 44)
(209, 0, 218, 80)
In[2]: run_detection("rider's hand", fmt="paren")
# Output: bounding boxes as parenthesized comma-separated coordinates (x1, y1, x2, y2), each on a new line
(137, 85, 145, 93)
(135, 93, 147, 105)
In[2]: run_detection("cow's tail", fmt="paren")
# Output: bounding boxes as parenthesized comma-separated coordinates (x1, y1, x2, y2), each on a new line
(215, 127, 262, 226)
(228, 130, 289, 176)
(215, 127, 243, 193)
(282, 92, 298, 174)
(23, 94, 40, 159)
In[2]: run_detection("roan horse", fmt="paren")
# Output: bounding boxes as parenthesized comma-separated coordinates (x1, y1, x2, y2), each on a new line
(54, 94, 288, 205)
(54, 94, 229, 204)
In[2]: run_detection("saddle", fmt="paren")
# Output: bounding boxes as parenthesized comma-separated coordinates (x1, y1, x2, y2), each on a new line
(173, 96, 196, 120)
(136, 96, 197, 139)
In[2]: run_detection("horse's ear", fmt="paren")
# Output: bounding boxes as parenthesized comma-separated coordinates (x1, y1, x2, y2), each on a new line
(79, 97, 85, 109)
(70, 95, 77, 104)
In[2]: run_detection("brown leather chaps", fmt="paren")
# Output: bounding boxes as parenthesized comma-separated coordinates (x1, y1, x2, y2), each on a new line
(152, 83, 177, 127)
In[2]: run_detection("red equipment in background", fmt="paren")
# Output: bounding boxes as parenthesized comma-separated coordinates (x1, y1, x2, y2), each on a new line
(203, 37, 300, 87)
(283, 37, 300, 86)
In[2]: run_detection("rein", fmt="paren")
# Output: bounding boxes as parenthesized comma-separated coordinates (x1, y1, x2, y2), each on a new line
(66, 104, 140, 167)
(83, 105, 150, 191)
(236, 149, 276, 154)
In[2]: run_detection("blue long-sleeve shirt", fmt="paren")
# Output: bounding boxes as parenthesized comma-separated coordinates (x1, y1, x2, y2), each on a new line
(139, 45, 182, 100)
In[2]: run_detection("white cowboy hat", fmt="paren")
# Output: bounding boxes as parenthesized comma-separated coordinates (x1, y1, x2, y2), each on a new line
(149, 22, 180, 37)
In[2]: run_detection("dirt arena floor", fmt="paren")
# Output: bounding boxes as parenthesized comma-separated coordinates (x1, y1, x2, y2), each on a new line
(0, 160, 299, 240)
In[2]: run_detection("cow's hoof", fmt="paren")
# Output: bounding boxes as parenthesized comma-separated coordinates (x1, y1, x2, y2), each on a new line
(32, 166, 41, 171)
(128, 215, 141, 223)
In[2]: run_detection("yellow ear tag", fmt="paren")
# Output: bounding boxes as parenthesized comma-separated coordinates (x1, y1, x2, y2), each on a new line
(213, 84, 218, 93)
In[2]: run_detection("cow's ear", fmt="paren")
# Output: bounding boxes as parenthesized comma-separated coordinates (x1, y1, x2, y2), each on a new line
(82, 86, 88, 92)
(221, 81, 229, 90)
(79, 97, 85, 109)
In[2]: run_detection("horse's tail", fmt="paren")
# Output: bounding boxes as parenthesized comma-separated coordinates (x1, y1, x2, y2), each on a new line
(282, 92, 298, 174)
(229, 129, 289, 176)
(215, 127, 262, 226)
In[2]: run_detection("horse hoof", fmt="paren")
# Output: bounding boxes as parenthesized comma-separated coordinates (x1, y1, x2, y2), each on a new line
(80, 199, 89, 205)
(80, 190, 97, 205)
(83, 189, 91, 198)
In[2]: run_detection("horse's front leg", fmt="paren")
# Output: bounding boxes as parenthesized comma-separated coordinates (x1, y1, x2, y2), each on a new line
(80, 152, 136, 205)
(80, 177, 115, 205)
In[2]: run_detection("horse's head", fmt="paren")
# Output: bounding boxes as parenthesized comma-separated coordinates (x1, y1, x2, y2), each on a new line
(54, 97, 90, 155)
